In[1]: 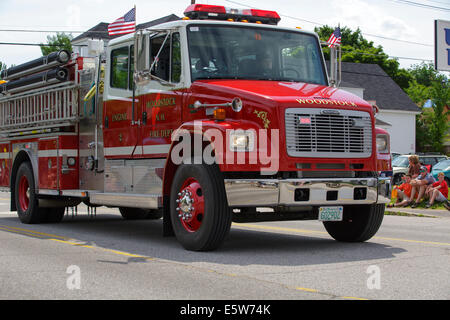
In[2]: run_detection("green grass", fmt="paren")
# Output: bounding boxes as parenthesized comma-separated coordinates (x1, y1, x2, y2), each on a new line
(384, 211, 436, 218)
(387, 187, 449, 210)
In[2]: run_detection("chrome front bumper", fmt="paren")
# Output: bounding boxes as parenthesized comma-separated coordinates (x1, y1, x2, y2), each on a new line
(224, 177, 391, 207)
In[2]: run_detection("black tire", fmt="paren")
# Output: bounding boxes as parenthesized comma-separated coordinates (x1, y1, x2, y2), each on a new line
(14, 162, 46, 224)
(323, 204, 385, 242)
(170, 163, 232, 251)
(119, 207, 163, 220)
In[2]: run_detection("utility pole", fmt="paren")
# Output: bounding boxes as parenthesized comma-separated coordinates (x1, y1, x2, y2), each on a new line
(191, 0, 195, 4)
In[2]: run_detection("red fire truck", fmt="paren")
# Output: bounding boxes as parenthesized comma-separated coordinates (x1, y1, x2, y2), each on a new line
(0, 4, 391, 251)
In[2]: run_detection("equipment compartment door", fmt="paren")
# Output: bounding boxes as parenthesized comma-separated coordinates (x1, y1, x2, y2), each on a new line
(38, 137, 58, 190)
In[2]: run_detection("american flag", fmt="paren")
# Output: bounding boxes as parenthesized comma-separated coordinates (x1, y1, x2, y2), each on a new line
(108, 8, 136, 36)
(327, 27, 341, 48)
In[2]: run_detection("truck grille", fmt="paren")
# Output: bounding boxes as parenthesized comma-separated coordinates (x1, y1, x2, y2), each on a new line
(285, 108, 372, 158)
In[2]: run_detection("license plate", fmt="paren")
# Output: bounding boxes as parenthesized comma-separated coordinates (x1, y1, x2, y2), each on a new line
(318, 206, 343, 221)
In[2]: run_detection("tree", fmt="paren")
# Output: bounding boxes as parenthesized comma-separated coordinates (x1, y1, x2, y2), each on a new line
(314, 25, 413, 90)
(40, 32, 73, 56)
(406, 63, 449, 153)
(0, 61, 7, 81)
(428, 79, 450, 153)
(408, 62, 440, 87)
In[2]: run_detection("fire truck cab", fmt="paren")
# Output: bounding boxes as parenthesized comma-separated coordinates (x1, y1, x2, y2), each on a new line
(0, 4, 391, 251)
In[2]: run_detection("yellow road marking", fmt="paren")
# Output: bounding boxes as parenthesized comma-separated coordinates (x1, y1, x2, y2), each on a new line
(0, 224, 69, 240)
(341, 296, 369, 301)
(49, 238, 154, 260)
(232, 223, 450, 247)
(0, 223, 370, 300)
(0, 226, 47, 238)
(373, 236, 450, 247)
(296, 287, 319, 293)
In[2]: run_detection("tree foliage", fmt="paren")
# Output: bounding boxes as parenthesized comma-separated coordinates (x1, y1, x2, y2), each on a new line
(0, 61, 7, 81)
(406, 63, 449, 153)
(314, 25, 412, 90)
(40, 33, 73, 56)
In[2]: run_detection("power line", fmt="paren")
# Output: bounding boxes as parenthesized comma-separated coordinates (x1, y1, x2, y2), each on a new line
(224, 0, 434, 47)
(0, 42, 87, 47)
(0, 29, 83, 33)
(340, 49, 433, 62)
(383, 0, 450, 12)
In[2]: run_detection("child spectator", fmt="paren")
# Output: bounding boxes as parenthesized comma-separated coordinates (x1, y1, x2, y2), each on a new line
(425, 172, 450, 209)
(388, 174, 413, 208)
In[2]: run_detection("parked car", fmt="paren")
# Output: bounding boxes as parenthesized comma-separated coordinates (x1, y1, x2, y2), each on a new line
(391, 152, 402, 161)
(392, 154, 448, 184)
(431, 159, 450, 185)
(418, 153, 448, 173)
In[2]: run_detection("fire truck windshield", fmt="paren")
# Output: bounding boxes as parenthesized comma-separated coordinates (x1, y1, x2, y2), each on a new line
(187, 24, 327, 85)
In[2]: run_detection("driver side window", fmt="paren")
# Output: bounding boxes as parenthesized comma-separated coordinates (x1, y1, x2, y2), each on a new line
(150, 33, 181, 83)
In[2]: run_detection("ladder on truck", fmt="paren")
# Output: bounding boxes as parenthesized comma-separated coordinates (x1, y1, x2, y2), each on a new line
(0, 82, 79, 137)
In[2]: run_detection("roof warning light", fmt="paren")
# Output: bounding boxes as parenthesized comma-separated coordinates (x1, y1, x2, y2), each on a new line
(184, 4, 281, 25)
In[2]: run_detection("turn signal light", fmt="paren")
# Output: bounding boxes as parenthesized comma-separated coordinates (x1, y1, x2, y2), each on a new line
(213, 108, 226, 121)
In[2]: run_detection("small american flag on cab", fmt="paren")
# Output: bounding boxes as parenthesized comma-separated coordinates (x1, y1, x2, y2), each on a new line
(108, 8, 136, 36)
(327, 27, 341, 48)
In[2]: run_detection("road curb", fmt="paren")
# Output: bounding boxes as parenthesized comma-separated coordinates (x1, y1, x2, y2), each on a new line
(385, 207, 450, 218)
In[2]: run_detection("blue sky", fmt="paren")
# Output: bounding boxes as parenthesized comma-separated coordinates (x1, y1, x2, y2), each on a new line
(0, 0, 448, 69)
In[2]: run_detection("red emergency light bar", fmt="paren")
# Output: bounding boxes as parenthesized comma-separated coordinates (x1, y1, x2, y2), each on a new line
(184, 4, 281, 25)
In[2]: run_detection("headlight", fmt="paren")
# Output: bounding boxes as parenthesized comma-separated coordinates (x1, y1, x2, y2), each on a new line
(376, 134, 389, 154)
(229, 130, 255, 152)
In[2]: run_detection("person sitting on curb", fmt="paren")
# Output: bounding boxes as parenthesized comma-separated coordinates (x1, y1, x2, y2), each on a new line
(409, 166, 436, 208)
(425, 172, 450, 209)
(387, 174, 414, 208)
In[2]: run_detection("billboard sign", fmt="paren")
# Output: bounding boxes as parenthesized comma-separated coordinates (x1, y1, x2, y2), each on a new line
(435, 20, 450, 72)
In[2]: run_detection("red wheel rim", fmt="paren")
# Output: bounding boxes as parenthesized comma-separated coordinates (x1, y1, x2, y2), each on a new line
(176, 177, 205, 232)
(18, 175, 30, 211)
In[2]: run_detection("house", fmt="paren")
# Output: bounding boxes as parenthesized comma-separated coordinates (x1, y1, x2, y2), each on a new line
(336, 62, 421, 155)
(71, 14, 180, 56)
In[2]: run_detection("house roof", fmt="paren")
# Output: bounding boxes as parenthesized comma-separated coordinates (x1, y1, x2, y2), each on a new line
(328, 61, 421, 113)
(375, 118, 392, 126)
(343, 62, 421, 112)
(71, 14, 180, 43)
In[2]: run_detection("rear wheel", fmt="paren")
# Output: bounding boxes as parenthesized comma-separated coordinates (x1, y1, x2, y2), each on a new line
(15, 162, 45, 224)
(119, 207, 163, 220)
(170, 164, 232, 251)
(323, 204, 385, 242)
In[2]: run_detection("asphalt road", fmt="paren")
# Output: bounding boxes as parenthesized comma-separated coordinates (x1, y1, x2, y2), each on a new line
(0, 192, 449, 300)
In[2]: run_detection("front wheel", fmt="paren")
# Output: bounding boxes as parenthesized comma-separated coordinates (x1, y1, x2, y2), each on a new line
(323, 204, 385, 242)
(170, 164, 232, 251)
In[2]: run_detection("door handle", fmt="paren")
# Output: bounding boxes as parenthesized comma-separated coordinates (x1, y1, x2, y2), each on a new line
(142, 111, 147, 125)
